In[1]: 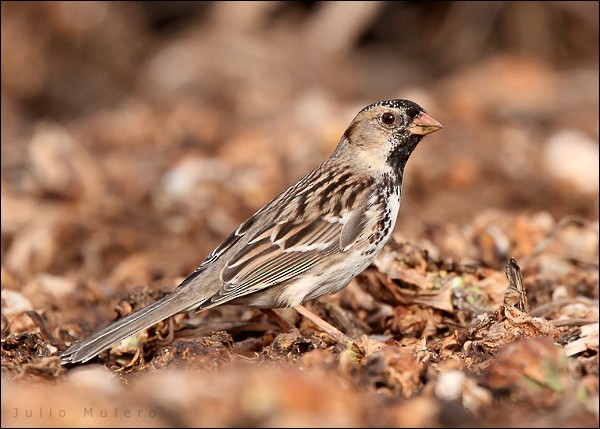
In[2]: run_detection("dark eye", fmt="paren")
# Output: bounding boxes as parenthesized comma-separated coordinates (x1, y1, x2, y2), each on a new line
(381, 112, 396, 126)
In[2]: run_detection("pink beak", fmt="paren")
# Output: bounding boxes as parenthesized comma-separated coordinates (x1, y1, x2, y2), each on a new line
(408, 112, 443, 136)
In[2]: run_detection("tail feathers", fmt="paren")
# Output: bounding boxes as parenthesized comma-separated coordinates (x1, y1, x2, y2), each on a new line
(61, 292, 202, 364)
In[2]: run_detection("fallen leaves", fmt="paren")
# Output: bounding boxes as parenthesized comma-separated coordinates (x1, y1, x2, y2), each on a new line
(2, 207, 597, 427)
(486, 337, 571, 407)
(461, 305, 561, 355)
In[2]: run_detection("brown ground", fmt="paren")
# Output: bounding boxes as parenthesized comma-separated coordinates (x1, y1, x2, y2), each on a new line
(1, 2, 598, 428)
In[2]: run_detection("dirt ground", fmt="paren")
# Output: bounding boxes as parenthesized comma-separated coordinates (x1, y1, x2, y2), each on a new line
(1, 2, 598, 428)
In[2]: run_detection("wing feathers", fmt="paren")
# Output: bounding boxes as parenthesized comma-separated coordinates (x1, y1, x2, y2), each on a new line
(210, 218, 357, 307)
(200, 170, 376, 308)
(340, 209, 369, 250)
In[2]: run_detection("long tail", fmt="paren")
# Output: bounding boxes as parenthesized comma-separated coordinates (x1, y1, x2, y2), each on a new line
(61, 291, 204, 364)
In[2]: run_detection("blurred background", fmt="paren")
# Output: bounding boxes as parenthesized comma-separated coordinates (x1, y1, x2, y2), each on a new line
(2, 1, 598, 282)
(1, 2, 599, 427)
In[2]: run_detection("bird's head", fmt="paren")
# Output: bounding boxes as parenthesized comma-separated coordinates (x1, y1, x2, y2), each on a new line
(336, 99, 443, 173)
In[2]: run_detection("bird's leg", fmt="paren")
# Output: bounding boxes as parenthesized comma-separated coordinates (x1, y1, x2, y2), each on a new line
(260, 308, 297, 332)
(294, 304, 355, 345)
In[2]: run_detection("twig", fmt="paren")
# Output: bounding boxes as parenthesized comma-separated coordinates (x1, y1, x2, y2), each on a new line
(551, 318, 599, 328)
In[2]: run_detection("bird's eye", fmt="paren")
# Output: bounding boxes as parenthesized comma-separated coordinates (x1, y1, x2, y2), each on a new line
(381, 112, 396, 126)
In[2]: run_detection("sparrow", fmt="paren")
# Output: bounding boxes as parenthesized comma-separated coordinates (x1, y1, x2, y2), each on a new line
(61, 99, 442, 364)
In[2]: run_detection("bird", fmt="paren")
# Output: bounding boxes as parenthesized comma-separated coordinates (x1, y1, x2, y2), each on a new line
(61, 99, 442, 364)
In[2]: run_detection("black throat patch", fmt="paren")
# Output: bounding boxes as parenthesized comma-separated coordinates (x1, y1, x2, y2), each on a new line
(386, 134, 422, 178)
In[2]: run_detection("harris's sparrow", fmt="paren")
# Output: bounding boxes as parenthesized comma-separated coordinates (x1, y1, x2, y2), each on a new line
(61, 99, 442, 364)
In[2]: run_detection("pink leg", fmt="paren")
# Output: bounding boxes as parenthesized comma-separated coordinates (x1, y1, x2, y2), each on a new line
(294, 304, 354, 345)
(260, 308, 297, 332)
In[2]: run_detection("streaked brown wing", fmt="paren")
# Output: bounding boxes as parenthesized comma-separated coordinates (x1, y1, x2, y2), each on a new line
(204, 218, 343, 306)
(203, 205, 372, 308)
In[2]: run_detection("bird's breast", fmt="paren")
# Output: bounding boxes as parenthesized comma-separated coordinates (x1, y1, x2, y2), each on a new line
(358, 178, 401, 258)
